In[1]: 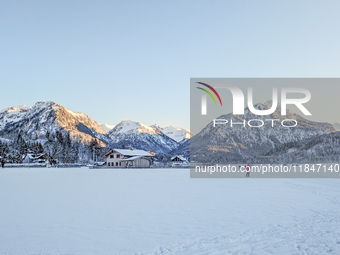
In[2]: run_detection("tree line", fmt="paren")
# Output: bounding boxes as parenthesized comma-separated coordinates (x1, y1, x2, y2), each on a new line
(0, 130, 103, 167)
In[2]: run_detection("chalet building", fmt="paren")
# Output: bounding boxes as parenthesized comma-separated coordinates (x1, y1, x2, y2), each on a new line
(23, 153, 46, 164)
(171, 155, 187, 163)
(171, 155, 189, 167)
(103, 148, 154, 168)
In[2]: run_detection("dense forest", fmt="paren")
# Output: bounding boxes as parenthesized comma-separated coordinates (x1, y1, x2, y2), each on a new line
(0, 131, 107, 167)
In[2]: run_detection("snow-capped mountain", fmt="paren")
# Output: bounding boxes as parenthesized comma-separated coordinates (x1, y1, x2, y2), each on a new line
(333, 123, 340, 131)
(0, 102, 183, 154)
(151, 125, 194, 142)
(100, 124, 115, 133)
(190, 101, 336, 163)
(0, 101, 109, 146)
(107, 120, 179, 153)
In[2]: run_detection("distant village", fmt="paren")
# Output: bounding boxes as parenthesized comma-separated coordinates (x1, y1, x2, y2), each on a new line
(0, 131, 189, 169)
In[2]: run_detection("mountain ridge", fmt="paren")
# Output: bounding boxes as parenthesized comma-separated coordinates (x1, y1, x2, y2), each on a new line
(189, 101, 336, 163)
(151, 124, 195, 142)
(107, 120, 179, 153)
(0, 101, 109, 146)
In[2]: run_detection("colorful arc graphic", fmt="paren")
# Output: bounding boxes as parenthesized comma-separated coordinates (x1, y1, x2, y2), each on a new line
(196, 87, 217, 105)
(196, 82, 223, 106)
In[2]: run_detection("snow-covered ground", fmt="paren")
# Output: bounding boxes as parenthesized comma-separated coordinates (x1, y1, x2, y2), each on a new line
(0, 168, 339, 255)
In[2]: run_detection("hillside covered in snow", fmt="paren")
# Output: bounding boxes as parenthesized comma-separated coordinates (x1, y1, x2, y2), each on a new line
(0, 101, 194, 164)
(107, 120, 179, 153)
(190, 101, 336, 163)
(0, 101, 109, 146)
(255, 131, 340, 164)
(151, 124, 194, 142)
(0, 101, 195, 157)
(0, 100, 337, 164)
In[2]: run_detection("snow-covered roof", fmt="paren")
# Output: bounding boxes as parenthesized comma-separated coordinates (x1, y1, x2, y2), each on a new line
(119, 155, 143, 161)
(27, 153, 45, 160)
(104, 149, 154, 157)
(171, 155, 187, 161)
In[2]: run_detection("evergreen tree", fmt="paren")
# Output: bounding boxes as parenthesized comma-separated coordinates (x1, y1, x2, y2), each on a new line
(0, 141, 9, 167)
(65, 132, 71, 147)
(38, 143, 44, 153)
(57, 131, 64, 144)
(46, 130, 50, 141)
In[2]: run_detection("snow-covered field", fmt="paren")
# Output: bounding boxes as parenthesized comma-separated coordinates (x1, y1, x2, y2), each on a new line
(0, 168, 339, 255)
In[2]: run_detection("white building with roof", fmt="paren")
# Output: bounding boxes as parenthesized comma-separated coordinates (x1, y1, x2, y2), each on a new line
(171, 155, 187, 162)
(103, 148, 154, 168)
(23, 153, 46, 164)
(171, 155, 189, 167)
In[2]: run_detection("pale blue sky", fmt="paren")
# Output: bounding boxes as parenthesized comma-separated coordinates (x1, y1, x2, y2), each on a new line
(1, 0, 340, 129)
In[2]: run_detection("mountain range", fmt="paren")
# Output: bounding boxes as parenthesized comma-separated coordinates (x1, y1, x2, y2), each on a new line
(151, 125, 194, 142)
(1, 100, 337, 163)
(107, 120, 179, 153)
(0, 101, 192, 155)
(190, 101, 337, 163)
(101, 123, 193, 143)
(0, 101, 109, 146)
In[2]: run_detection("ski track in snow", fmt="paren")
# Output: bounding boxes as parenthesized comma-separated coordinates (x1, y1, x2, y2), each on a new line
(138, 206, 340, 255)
(137, 212, 340, 255)
(137, 179, 340, 255)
